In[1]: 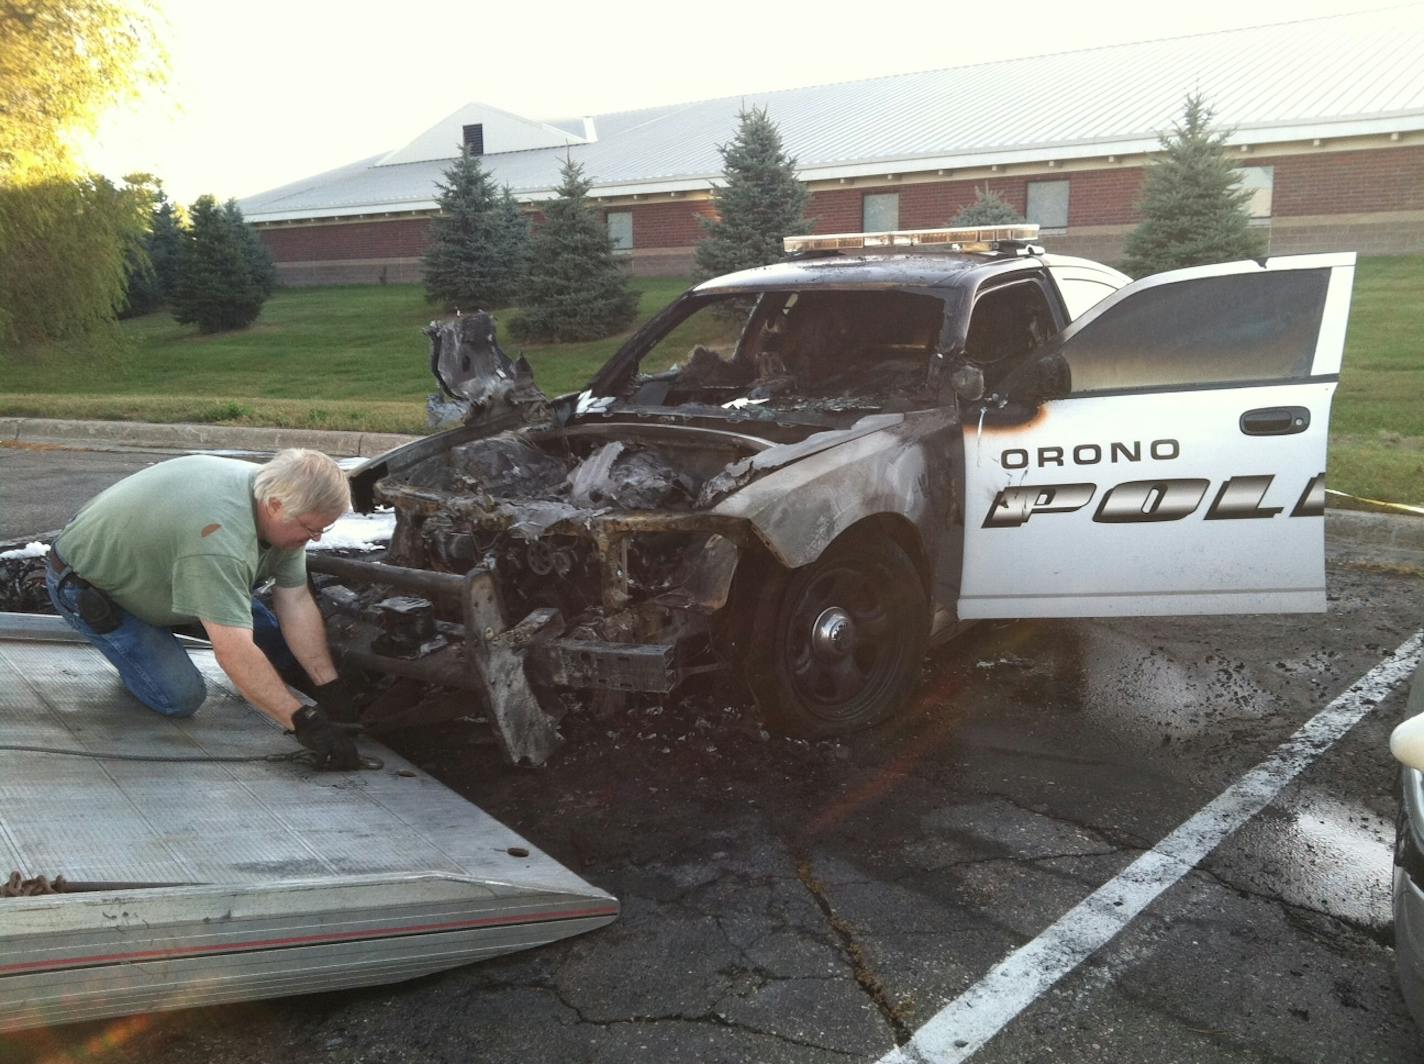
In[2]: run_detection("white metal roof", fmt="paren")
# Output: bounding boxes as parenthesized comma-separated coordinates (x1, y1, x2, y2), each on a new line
(241, 8, 1424, 223)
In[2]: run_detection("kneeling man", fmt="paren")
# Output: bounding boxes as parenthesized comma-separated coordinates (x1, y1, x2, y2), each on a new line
(46, 448, 360, 769)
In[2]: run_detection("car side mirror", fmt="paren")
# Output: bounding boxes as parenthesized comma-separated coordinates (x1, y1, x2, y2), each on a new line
(1393, 713, 1424, 772)
(950, 364, 985, 402)
(1026, 353, 1070, 402)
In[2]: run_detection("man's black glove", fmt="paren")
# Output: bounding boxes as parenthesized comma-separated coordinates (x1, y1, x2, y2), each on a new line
(312, 676, 363, 724)
(290, 706, 361, 771)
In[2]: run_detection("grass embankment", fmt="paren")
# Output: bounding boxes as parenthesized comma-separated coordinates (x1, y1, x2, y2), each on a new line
(0, 257, 1420, 503)
(1328, 256, 1424, 505)
(0, 279, 697, 435)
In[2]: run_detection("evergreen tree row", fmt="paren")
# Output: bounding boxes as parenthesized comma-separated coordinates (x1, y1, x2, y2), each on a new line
(121, 186, 279, 334)
(418, 93, 1263, 347)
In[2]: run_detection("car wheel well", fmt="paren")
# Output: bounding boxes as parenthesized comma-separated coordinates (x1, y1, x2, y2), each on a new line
(832, 514, 931, 591)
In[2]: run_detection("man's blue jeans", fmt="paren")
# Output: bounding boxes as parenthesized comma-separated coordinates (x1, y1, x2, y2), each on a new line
(46, 564, 298, 718)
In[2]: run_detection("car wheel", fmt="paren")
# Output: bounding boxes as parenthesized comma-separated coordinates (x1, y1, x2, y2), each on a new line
(749, 535, 928, 739)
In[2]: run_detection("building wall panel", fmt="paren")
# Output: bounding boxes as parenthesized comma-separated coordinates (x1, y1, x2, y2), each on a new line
(259, 144, 1424, 284)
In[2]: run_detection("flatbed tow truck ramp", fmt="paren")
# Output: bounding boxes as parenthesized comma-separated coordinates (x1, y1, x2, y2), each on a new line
(0, 612, 618, 1033)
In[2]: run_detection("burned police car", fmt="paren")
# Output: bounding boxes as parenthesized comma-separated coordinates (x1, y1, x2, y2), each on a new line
(311, 225, 1355, 764)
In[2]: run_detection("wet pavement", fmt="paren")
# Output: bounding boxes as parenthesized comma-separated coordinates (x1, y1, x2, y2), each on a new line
(2, 444, 1423, 1063)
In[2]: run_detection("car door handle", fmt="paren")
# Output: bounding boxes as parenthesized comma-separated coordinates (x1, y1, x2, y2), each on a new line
(1240, 406, 1310, 436)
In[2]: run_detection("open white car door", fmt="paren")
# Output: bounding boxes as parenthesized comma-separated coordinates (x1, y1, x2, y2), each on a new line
(959, 253, 1355, 618)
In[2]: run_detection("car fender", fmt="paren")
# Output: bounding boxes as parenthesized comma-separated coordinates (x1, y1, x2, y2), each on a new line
(711, 419, 938, 569)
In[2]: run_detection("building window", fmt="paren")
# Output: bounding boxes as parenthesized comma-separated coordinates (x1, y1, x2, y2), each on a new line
(607, 211, 633, 251)
(1026, 179, 1070, 231)
(862, 192, 899, 233)
(462, 124, 484, 154)
(1237, 165, 1275, 220)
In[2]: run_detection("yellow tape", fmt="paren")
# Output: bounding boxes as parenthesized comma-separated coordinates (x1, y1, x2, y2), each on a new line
(1327, 488, 1424, 517)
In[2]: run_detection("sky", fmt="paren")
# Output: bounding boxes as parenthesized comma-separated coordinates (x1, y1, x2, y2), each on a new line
(80, 0, 1419, 205)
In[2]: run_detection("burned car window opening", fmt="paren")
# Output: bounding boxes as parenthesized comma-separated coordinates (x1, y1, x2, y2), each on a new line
(965, 280, 1058, 394)
(630, 289, 948, 416)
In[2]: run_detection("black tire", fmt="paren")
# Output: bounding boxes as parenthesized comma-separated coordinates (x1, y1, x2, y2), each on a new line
(747, 535, 928, 739)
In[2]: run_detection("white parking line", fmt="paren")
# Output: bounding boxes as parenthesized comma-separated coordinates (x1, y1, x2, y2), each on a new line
(879, 631, 1424, 1064)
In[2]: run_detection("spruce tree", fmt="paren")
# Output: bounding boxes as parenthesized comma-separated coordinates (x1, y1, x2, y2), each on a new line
(491, 186, 530, 304)
(224, 198, 278, 299)
(421, 147, 509, 311)
(1122, 94, 1265, 276)
(148, 194, 183, 300)
(951, 187, 1025, 226)
(694, 106, 810, 280)
(121, 184, 187, 318)
(509, 158, 639, 343)
(170, 195, 269, 333)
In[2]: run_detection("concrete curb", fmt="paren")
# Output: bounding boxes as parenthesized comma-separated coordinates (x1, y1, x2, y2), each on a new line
(1325, 509, 1424, 570)
(6, 417, 418, 459)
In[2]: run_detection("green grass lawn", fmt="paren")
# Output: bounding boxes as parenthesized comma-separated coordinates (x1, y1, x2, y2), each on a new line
(1, 258, 1420, 502)
(0, 278, 694, 433)
(1327, 255, 1424, 505)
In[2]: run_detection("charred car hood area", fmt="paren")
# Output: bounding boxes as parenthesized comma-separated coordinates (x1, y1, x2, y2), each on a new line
(316, 292, 956, 765)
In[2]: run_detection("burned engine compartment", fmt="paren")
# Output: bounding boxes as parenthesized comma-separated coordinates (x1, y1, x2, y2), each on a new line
(377, 425, 753, 631)
(316, 283, 957, 764)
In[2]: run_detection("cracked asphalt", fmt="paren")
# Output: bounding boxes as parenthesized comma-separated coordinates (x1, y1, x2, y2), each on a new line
(3, 444, 1423, 1063)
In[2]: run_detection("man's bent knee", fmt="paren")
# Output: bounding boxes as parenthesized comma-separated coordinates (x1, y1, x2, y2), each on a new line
(134, 672, 207, 718)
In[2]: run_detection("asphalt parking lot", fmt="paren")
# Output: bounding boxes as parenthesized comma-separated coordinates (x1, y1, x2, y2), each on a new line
(3, 440, 1423, 1063)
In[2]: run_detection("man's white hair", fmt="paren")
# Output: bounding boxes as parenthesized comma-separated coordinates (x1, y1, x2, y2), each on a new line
(253, 449, 350, 518)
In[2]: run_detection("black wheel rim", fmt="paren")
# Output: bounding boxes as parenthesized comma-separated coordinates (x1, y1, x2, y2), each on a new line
(783, 559, 904, 722)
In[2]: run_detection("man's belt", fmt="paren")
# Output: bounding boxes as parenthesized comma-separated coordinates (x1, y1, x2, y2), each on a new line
(46, 546, 122, 634)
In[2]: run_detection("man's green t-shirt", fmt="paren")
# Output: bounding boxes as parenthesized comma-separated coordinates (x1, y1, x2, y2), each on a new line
(56, 455, 307, 629)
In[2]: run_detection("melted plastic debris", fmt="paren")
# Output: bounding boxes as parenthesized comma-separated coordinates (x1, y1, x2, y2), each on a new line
(450, 436, 568, 499)
(566, 442, 693, 510)
(497, 500, 601, 541)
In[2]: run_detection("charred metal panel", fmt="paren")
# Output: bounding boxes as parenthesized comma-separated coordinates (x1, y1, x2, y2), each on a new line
(709, 410, 954, 569)
(427, 313, 548, 426)
(534, 639, 677, 693)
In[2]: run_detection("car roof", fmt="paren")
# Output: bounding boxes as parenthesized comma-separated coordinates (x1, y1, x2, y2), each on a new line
(693, 252, 1044, 294)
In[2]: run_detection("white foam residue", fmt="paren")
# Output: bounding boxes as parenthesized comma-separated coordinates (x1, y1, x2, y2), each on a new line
(307, 511, 395, 552)
(0, 542, 51, 561)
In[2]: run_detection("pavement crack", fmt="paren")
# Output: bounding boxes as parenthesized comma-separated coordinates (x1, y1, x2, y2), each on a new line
(1193, 866, 1392, 947)
(794, 854, 913, 1045)
(545, 981, 861, 1056)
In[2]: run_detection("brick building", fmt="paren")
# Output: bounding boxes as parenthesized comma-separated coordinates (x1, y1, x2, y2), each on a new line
(241, 9, 1424, 285)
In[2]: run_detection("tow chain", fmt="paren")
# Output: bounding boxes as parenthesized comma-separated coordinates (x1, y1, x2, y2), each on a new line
(0, 744, 383, 770)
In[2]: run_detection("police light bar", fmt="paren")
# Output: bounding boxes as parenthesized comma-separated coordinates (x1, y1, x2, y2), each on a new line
(783, 224, 1041, 254)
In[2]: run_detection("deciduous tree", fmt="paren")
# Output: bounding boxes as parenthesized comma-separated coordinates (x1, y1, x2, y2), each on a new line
(0, 0, 165, 348)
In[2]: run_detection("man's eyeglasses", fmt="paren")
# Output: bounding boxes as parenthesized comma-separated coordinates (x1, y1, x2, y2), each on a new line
(295, 515, 336, 538)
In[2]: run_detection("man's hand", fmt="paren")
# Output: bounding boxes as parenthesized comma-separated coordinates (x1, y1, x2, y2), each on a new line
(290, 706, 361, 771)
(312, 676, 363, 724)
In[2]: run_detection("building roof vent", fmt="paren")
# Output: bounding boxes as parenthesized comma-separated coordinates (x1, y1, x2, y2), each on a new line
(377, 103, 591, 167)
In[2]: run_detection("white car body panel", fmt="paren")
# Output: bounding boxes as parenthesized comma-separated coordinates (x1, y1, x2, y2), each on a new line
(959, 253, 1353, 619)
(1042, 256, 1133, 320)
